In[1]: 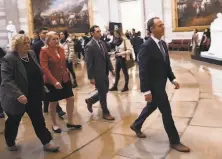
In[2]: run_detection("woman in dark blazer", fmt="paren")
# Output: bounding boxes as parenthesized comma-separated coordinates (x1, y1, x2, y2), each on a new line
(0, 47, 6, 118)
(0, 34, 59, 152)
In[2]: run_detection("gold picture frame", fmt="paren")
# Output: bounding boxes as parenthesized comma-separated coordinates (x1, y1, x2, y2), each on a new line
(172, 0, 211, 32)
(26, 0, 94, 37)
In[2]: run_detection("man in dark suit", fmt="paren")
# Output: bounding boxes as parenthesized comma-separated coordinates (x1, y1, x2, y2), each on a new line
(130, 17, 190, 152)
(144, 29, 151, 41)
(31, 28, 48, 62)
(134, 31, 144, 61)
(85, 25, 115, 120)
(31, 27, 65, 117)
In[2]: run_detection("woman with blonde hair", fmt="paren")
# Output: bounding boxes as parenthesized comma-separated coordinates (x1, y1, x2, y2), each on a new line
(40, 31, 81, 133)
(1, 34, 59, 152)
(109, 29, 133, 92)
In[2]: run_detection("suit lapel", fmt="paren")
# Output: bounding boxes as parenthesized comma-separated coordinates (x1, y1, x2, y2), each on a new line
(58, 47, 65, 61)
(92, 40, 106, 61)
(48, 47, 61, 61)
(150, 38, 166, 63)
(28, 51, 43, 75)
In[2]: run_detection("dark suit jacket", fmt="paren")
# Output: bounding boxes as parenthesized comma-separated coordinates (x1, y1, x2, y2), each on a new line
(0, 50, 44, 115)
(0, 48, 6, 84)
(85, 39, 113, 82)
(138, 37, 175, 93)
(31, 39, 44, 63)
(134, 37, 144, 53)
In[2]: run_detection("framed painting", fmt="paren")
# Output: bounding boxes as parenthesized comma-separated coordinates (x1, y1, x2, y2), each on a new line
(172, 0, 222, 32)
(26, 0, 93, 36)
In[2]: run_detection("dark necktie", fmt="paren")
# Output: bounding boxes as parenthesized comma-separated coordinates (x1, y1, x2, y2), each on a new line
(158, 41, 166, 61)
(98, 41, 105, 57)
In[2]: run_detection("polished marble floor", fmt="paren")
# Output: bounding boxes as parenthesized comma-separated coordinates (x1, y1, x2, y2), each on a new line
(0, 51, 222, 159)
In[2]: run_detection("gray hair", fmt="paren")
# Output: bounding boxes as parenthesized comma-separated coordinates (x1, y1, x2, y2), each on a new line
(10, 34, 29, 52)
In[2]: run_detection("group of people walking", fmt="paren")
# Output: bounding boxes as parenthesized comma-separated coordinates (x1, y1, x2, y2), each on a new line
(0, 17, 191, 154)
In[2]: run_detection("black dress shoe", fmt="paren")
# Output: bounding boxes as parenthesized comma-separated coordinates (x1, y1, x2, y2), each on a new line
(7, 145, 19, 151)
(0, 113, 5, 118)
(44, 144, 60, 152)
(170, 143, 190, 152)
(85, 98, 93, 113)
(72, 82, 78, 88)
(130, 124, 146, 138)
(103, 114, 115, 120)
(109, 86, 118, 91)
(52, 127, 62, 133)
(121, 87, 129, 92)
(67, 124, 82, 130)
(57, 111, 66, 117)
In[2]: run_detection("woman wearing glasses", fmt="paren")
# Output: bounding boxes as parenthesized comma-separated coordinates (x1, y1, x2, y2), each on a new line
(1, 34, 59, 152)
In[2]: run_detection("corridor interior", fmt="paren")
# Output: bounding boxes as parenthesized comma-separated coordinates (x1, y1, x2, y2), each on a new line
(0, 52, 221, 159)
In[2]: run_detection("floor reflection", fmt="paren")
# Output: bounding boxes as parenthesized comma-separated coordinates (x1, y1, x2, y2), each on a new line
(0, 52, 222, 159)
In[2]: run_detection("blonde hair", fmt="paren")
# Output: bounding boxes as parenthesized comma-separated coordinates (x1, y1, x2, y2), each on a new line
(45, 31, 58, 47)
(10, 34, 29, 51)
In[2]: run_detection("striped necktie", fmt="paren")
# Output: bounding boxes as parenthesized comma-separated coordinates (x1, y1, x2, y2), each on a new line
(98, 41, 105, 57)
(158, 41, 166, 61)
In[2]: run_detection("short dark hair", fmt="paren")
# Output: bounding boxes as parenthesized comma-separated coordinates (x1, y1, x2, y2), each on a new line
(89, 25, 99, 33)
(33, 29, 39, 34)
(18, 30, 25, 34)
(63, 30, 69, 40)
(136, 31, 141, 36)
(147, 17, 159, 33)
(40, 27, 48, 32)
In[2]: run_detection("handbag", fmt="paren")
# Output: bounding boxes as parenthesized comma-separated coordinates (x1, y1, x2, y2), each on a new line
(123, 39, 135, 69)
(44, 86, 50, 93)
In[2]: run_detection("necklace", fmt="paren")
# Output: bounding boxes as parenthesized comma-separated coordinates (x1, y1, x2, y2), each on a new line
(20, 56, 29, 62)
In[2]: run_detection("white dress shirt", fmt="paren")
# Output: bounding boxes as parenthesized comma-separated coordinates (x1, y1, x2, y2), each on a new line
(143, 35, 176, 95)
(115, 38, 133, 60)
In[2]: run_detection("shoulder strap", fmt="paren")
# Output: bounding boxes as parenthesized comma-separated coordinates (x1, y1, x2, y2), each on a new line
(123, 39, 126, 51)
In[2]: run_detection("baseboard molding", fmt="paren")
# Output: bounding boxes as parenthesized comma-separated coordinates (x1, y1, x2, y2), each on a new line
(191, 55, 222, 65)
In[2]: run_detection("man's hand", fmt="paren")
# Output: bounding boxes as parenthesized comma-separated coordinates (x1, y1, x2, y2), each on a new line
(172, 81, 180, 89)
(90, 79, 96, 85)
(144, 94, 152, 103)
(17, 95, 28, 104)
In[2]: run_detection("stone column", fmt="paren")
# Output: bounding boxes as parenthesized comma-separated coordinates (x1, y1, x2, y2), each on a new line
(17, 0, 29, 33)
(0, 0, 9, 47)
(4, 0, 20, 31)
